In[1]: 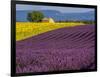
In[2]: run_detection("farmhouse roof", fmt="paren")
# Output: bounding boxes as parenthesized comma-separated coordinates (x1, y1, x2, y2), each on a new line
(42, 18, 49, 20)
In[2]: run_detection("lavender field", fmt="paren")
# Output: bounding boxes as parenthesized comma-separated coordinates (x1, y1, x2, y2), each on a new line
(16, 25, 95, 73)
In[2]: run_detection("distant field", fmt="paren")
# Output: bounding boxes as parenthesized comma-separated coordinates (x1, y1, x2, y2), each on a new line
(16, 22, 85, 41)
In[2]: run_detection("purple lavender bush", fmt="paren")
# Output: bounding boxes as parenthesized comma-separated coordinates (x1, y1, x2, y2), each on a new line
(16, 25, 96, 73)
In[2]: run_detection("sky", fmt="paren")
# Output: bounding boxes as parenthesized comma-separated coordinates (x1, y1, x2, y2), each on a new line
(16, 4, 95, 13)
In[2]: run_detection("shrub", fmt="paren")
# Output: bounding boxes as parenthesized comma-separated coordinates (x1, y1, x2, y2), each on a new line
(27, 11, 44, 22)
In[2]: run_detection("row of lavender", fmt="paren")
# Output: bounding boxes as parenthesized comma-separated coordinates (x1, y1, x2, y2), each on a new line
(16, 25, 95, 73)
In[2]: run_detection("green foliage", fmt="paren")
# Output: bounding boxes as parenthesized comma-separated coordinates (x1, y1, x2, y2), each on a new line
(27, 11, 44, 22)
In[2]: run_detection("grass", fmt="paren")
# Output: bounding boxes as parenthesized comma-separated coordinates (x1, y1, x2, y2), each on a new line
(16, 22, 85, 41)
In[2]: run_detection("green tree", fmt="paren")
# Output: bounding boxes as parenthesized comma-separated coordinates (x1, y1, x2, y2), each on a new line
(27, 11, 44, 22)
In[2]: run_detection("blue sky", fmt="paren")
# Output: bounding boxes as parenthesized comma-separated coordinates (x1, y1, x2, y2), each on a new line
(16, 4, 94, 13)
